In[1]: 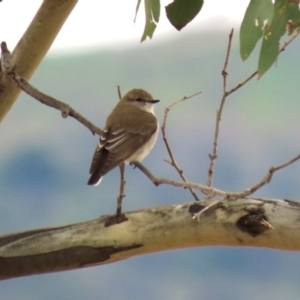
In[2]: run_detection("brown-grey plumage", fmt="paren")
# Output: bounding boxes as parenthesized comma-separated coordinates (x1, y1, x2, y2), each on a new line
(88, 89, 159, 186)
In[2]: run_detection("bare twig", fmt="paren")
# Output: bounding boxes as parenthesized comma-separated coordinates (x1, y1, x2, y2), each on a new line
(1, 42, 102, 136)
(207, 29, 234, 188)
(226, 71, 257, 96)
(280, 31, 299, 53)
(227, 152, 300, 199)
(193, 152, 300, 220)
(192, 199, 222, 220)
(161, 92, 202, 200)
(0, 42, 12, 75)
(133, 161, 226, 196)
(117, 85, 122, 100)
(226, 31, 299, 96)
(206, 30, 298, 189)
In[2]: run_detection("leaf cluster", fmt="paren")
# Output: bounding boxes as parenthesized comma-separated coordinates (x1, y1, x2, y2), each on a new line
(136, 0, 300, 77)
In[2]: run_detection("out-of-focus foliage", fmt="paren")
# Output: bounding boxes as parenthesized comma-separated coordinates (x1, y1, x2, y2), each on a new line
(136, 0, 300, 77)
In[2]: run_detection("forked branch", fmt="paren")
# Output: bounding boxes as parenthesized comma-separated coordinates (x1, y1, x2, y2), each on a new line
(206, 29, 299, 192)
(207, 28, 234, 188)
(161, 92, 202, 200)
(1, 42, 102, 136)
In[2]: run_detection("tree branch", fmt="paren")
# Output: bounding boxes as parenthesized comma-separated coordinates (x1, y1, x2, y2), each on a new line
(1, 42, 102, 135)
(206, 30, 299, 189)
(0, 0, 78, 123)
(226, 31, 299, 96)
(207, 28, 234, 188)
(225, 152, 300, 199)
(1, 197, 299, 280)
(161, 92, 202, 200)
(133, 161, 227, 196)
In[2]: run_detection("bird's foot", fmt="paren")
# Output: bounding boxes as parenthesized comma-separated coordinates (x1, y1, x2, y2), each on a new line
(104, 213, 128, 227)
(129, 162, 137, 169)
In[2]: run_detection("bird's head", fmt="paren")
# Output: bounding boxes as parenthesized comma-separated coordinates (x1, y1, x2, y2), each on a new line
(122, 89, 159, 113)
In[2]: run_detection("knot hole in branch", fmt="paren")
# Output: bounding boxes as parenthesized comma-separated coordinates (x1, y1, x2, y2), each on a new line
(236, 209, 271, 237)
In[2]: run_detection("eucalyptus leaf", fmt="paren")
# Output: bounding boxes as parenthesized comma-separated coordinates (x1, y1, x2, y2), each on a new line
(258, 0, 289, 77)
(285, 2, 300, 35)
(141, 0, 161, 42)
(240, 0, 273, 61)
(166, 0, 203, 31)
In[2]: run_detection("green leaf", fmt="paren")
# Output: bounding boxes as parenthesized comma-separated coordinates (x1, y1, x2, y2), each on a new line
(258, 0, 289, 77)
(166, 0, 204, 31)
(141, 0, 161, 42)
(285, 2, 300, 35)
(152, 0, 160, 23)
(240, 0, 273, 61)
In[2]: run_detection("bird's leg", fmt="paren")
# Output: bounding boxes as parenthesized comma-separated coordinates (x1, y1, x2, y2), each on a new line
(105, 163, 128, 227)
(116, 162, 126, 218)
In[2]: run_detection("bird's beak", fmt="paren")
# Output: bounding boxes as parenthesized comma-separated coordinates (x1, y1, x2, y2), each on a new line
(148, 99, 160, 104)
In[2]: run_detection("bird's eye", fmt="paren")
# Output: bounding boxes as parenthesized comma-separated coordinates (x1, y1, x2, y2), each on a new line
(135, 97, 143, 102)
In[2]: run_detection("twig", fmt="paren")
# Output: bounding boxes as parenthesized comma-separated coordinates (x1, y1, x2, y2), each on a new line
(161, 92, 202, 200)
(133, 161, 226, 196)
(207, 29, 234, 188)
(226, 152, 300, 199)
(192, 199, 222, 220)
(226, 31, 299, 96)
(280, 31, 299, 53)
(117, 85, 122, 100)
(1, 42, 102, 136)
(226, 71, 257, 96)
(193, 152, 300, 220)
(116, 163, 126, 217)
(205, 30, 298, 188)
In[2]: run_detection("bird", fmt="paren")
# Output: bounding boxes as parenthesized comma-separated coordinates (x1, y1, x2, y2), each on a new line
(87, 89, 159, 224)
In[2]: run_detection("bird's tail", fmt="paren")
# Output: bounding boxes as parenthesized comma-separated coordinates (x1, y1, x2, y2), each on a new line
(87, 174, 103, 186)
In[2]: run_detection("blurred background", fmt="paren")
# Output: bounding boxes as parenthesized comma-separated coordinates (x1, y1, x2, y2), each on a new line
(1, 1, 300, 299)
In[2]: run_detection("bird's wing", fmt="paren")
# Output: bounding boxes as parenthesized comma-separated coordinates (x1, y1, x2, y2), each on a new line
(89, 120, 157, 177)
(89, 129, 110, 174)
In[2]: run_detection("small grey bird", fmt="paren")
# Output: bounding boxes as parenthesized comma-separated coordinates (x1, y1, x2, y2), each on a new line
(88, 88, 159, 186)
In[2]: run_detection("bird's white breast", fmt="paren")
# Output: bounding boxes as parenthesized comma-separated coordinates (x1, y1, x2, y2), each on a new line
(126, 120, 159, 163)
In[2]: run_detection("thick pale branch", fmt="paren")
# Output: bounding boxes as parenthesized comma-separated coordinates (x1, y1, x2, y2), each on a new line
(0, 0, 78, 122)
(0, 197, 299, 280)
